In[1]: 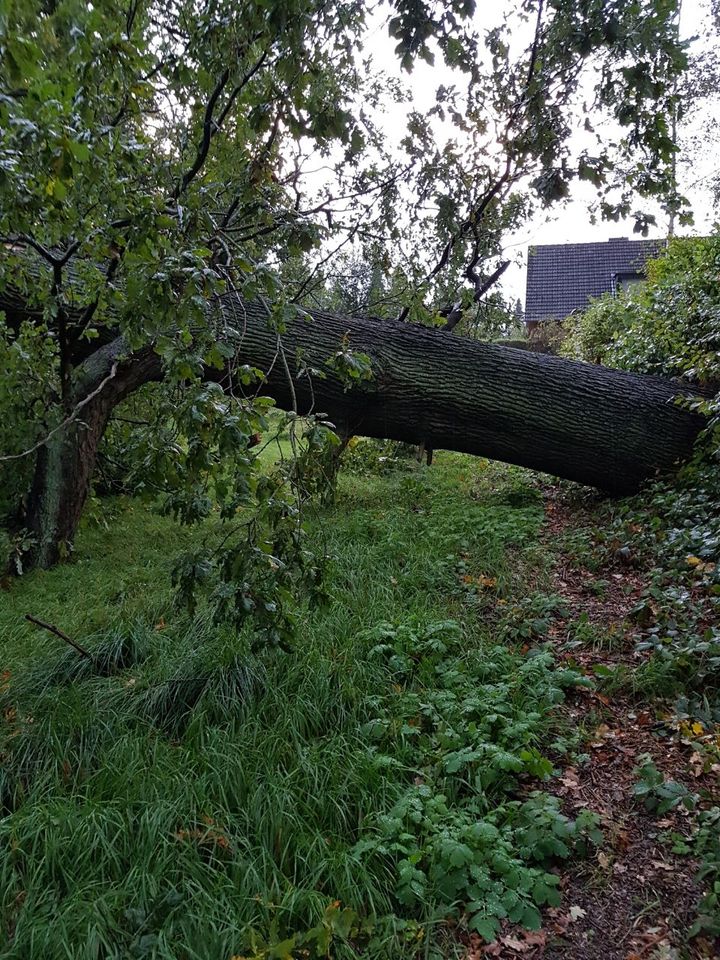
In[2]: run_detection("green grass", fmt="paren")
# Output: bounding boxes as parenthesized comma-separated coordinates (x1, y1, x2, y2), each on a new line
(0, 456, 596, 959)
(0, 500, 199, 667)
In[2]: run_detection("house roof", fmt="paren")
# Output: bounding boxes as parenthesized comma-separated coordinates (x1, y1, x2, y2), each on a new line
(524, 237, 665, 325)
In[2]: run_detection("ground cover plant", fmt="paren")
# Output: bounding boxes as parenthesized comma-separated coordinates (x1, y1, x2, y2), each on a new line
(485, 472, 720, 960)
(3, 446, 720, 959)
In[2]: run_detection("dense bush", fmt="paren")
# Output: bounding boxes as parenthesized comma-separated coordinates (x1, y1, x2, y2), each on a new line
(608, 237, 720, 388)
(559, 292, 639, 365)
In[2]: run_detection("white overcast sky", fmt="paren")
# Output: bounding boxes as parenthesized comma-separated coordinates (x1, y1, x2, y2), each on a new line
(364, 0, 719, 304)
(501, 0, 720, 302)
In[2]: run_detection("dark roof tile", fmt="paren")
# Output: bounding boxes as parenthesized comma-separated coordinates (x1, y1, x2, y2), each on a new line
(525, 237, 664, 324)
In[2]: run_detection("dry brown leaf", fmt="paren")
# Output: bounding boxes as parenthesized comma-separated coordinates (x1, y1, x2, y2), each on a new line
(481, 943, 503, 957)
(500, 937, 527, 951)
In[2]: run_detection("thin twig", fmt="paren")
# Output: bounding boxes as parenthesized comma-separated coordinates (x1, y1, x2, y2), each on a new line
(25, 614, 93, 660)
(0, 361, 118, 462)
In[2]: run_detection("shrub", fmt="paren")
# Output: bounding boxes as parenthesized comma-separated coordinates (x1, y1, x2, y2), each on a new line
(560, 291, 640, 365)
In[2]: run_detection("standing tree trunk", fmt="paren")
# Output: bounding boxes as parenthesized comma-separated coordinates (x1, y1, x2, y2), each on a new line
(22, 342, 161, 568)
(26, 413, 112, 569)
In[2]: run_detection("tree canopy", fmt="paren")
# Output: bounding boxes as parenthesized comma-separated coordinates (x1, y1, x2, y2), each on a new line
(0, 0, 701, 587)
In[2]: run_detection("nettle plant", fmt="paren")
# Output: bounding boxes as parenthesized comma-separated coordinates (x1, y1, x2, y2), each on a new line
(354, 620, 600, 939)
(632, 754, 698, 815)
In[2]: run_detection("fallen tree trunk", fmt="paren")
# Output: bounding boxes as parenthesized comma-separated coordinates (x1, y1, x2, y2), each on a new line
(220, 298, 705, 494)
(2, 289, 706, 568)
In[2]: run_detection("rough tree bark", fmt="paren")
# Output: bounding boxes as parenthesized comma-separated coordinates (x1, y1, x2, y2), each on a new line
(221, 298, 704, 492)
(3, 293, 705, 568)
(21, 341, 162, 568)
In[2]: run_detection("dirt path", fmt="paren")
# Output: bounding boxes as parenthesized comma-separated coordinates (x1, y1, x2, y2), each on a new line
(465, 483, 720, 960)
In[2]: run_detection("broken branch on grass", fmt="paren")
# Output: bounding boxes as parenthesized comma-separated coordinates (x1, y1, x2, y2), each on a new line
(25, 613, 93, 660)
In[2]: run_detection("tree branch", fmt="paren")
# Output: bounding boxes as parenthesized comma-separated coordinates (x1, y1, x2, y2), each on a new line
(0, 361, 119, 463)
(25, 614, 93, 659)
(173, 50, 268, 200)
(470, 259, 510, 302)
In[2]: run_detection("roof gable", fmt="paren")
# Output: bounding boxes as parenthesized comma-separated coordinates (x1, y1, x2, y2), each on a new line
(525, 237, 664, 325)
